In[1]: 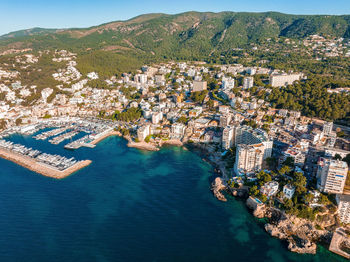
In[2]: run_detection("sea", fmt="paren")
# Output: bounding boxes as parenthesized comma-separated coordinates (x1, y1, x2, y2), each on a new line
(0, 132, 346, 262)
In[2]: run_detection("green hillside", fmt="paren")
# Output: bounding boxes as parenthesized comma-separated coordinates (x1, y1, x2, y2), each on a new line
(1, 11, 350, 58)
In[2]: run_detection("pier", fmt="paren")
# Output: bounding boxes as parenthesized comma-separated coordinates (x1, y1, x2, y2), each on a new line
(0, 140, 91, 179)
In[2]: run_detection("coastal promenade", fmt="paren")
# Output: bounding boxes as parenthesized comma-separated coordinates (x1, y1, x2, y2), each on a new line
(0, 147, 91, 179)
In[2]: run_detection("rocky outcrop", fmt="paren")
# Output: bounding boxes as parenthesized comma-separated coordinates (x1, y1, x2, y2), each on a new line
(211, 177, 227, 202)
(246, 196, 266, 218)
(264, 213, 329, 255)
(288, 237, 317, 254)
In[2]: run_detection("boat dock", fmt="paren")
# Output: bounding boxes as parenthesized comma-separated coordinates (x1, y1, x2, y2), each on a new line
(64, 135, 96, 150)
(33, 127, 68, 140)
(0, 139, 91, 178)
(48, 130, 79, 145)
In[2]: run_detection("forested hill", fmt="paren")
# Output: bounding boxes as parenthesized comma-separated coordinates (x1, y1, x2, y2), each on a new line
(1, 11, 350, 58)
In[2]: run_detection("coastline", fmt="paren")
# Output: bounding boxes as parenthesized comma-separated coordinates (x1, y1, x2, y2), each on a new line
(0, 147, 91, 179)
(90, 130, 119, 145)
(127, 140, 159, 151)
(125, 137, 184, 151)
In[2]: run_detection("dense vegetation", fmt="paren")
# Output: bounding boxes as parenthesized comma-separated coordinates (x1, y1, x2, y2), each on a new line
(76, 51, 143, 78)
(2, 12, 350, 57)
(266, 76, 350, 124)
(1, 11, 350, 124)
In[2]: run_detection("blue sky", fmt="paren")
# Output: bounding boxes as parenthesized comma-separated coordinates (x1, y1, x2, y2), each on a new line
(2, 0, 350, 35)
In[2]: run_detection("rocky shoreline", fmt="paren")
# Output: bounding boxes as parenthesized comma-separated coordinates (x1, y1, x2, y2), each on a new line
(262, 209, 328, 255)
(118, 137, 349, 257)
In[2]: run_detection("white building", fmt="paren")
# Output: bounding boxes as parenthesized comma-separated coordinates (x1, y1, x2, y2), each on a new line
(283, 184, 296, 199)
(323, 121, 333, 136)
(336, 194, 350, 224)
(135, 74, 147, 84)
(171, 123, 186, 139)
(192, 81, 207, 92)
(235, 126, 272, 160)
(222, 77, 235, 90)
(269, 73, 302, 87)
(243, 77, 254, 89)
(222, 126, 235, 150)
(280, 147, 306, 166)
(234, 143, 264, 175)
(219, 114, 232, 128)
(152, 112, 163, 124)
(137, 125, 151, 141)
(317, 158, 348, 194)
(261, 181, 279, 197)
(41, 88, 54, 102)
(87, 72, 99, 80)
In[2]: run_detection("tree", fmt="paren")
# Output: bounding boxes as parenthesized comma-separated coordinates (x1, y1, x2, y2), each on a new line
(334, 154, 342, 161)
(266, 157, 277, 170)
(292, 172, 307, 195)
(318, 194, 329, 205)
(145, 135, 151, 143)
(343, 154, 350, 166)
(116, 107, 142, 122)
(206, 99, 215, 109)
(279, 165, 291, 176)
(284, 198, 294, 210)
(249, 185, 259, 196)
(304, 193, 314, 204)
(337, 131, 345, 137)
(256, 171, 272, 186)
(191, 90, 208, 103)
(177, 116, 188, 124)
(15, 118, 22, 126)
(283, 157, 295, 168)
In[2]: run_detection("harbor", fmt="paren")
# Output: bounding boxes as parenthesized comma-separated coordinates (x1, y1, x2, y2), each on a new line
(33, 127, 69, 140)
(0, 117, 118, 178)
(48, 130, 79, 145)
(0, 140, 91, 179)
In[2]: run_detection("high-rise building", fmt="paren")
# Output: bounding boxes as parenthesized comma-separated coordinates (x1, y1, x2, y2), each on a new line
(336, 194, 350, 224)
(152, 112, 163, 124)
(192, 81, 207, 92)
(234, 143, 264, 175)
(219, 114, 232, 128)
(137, 125, 151, 141)
(134, 74, 147, 84)
(234, 126, 272, 159)
(222, 77, 235, 90)
(222, 126, 235, 150)
(317, 158, 348, 194)
(171, 123, 186, 139)
(243, 77, 254, 89)
(323, 121, 333, 136)
(269, 73, 302, 87)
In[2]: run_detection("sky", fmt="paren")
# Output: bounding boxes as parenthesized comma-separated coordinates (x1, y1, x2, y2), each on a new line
(1, 0, 350, 35)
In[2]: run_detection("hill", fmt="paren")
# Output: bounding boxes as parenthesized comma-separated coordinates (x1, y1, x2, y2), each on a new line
(1, 11, 350, 59)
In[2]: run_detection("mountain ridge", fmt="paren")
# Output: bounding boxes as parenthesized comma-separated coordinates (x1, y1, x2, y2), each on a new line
(1, 11, 350, 60)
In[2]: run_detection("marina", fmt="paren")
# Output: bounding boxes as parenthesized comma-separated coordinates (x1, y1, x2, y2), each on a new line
(0, 139, 91, 179)
(0, 117, 118, 178)
(33, 127, 68, 140)
(48, 130, 79, 145)
(0, 140, 83, 172)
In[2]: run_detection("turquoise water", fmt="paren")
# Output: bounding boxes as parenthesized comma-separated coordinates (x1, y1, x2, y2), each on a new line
(0, 134, 346, 262)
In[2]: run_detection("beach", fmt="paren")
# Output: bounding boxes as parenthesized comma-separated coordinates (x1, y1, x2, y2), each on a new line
(91, 130, 119, 145)
(127, 141, 160, 151)
(159, 139, 184, 147)
(0, 147, 91, 179)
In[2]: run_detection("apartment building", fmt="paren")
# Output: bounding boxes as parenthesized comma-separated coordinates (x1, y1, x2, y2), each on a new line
(234, 143, 264, 175)
(317, 158, 348, 194)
